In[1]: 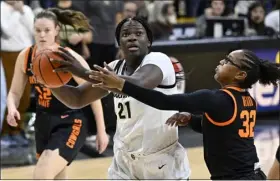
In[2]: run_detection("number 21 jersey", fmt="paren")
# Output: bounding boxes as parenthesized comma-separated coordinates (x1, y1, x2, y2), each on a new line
(109, 52, 179, 154)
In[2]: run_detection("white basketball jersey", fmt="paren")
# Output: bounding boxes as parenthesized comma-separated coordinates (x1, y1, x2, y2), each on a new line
(109, 52, 179, 154)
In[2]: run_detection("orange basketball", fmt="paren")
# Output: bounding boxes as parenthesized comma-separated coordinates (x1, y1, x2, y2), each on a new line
(32, 49, 72, 88)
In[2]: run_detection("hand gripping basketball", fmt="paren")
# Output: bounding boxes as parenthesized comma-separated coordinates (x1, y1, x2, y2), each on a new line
(52, 47, 88, 79)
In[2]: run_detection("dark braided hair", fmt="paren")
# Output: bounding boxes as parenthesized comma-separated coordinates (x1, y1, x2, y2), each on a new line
(115, 17, 153, 48)
(238, 49, 280, 89)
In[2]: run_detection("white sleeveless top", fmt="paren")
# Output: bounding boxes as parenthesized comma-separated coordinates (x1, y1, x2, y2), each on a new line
(109, 52, 179, 155)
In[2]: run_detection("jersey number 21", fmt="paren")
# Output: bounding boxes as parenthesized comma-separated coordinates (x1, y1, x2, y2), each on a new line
(118, 102, 131, 119)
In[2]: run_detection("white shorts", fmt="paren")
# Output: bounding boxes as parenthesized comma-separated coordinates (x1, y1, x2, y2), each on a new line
(108, 142, 191, 180)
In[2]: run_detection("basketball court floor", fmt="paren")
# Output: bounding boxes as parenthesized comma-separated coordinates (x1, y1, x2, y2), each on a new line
(1, 116, 279, 180)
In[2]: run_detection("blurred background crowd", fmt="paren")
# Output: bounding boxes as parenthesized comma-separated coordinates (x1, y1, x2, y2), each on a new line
(1, 0, 279, 166)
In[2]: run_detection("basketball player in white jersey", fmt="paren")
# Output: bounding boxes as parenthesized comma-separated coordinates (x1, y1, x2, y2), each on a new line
(47, 17, 190, 179)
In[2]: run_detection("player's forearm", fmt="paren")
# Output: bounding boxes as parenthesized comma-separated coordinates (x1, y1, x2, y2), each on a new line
(121, 81, 179, 110)
(50, 85, 83, 109)
(90, 100, 106, 133)
(7, 92, 21, 110)
(104, 75, 151, 96)
(188, 114, 203, 133)
(51, 83, 109, 109)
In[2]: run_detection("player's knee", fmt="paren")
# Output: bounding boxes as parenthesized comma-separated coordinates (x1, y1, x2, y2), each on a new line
(33, 165, 55, 179)
(33, 149, 67, 179)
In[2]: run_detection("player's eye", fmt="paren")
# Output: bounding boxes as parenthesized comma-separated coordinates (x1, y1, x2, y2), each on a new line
(136, 31, 143, 36)
(122, 32, 129, 37)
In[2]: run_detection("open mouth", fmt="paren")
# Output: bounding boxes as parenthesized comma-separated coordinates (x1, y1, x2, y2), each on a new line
(40, 40, 46, 43)
(127, 44, 139, 51)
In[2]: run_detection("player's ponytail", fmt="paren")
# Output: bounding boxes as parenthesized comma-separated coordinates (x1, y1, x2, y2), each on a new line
(48, 8, 92, 32)
(258, 59, 280, 86)
(238, 49, 280, 89)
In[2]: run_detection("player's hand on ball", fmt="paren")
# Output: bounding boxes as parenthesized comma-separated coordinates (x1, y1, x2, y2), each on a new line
(165, 112, 192, 127)
(51, 47, 88, 78)
(6, 108, 21, 127)
(87, 63, 125, 90)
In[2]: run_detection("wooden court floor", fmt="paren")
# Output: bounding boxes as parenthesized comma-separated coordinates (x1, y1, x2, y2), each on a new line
(1, 145, 275, 180)
(1, 147, 211, 180)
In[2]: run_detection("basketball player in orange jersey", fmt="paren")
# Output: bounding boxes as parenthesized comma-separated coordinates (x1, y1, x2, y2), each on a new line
(6, 8, 109, 179)
(86, 49, 280, 180)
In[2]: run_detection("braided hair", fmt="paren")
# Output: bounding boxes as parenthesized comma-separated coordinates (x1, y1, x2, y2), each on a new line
(115, 17, 153, 48)
(238, 49, 280, 88)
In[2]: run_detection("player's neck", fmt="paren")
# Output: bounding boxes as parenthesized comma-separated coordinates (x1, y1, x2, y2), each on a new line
(125, 54, 146, 71)
(36, 43, 58, 52)
(222, 83, 241, 89)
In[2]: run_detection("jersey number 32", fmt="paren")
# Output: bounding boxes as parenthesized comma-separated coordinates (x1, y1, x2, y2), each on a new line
(239, 110, 256, 138)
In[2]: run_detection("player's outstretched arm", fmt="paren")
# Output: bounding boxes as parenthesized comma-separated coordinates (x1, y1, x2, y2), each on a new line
(89, 65, 223, 113)
(52, 47, 165, 94)
(50, 48, 109, 109)
(50, 82, 108, 109)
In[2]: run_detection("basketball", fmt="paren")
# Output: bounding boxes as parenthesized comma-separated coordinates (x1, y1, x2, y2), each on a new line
(32, 49, 72, 88)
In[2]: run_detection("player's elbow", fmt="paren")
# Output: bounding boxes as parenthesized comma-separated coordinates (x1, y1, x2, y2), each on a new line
(70, 96, 98, 109)
(66, 100, 85, 109)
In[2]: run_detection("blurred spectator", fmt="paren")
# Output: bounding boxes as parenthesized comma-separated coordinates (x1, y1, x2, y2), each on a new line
(1, 0, 34, 146)
(195, 0, 234, 38)
(265, 0, 280, 33)
(235, 0, 274, 17)
(73, 0, 124, 134)
(29, 1, 44, 15)
(149, 1, 177, 41)
(234, 0, 256, 17)
(56, 0, 109, 152)
(73, 1, 123, 67)
(196, 0, 235, 17)
(134, 0, 149, 21)
(0, 59, 6, 132)
(123, 1, 138, 18)
(245, 2, 275, 36)
(116, 1, 138, 59)
(146, 0, 155, 22)
(56, 0, 92, 59)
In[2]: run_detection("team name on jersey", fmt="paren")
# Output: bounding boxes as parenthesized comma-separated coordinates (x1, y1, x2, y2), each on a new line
(113, 93, 129, 99)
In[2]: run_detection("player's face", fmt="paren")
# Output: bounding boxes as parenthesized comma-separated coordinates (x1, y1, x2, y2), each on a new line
(119, 20, 151, 58)
(34, 18, 59, 48)
(215, 50, 247, 87)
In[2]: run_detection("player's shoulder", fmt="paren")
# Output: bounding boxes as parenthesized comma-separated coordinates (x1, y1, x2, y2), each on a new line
(143, 52, 172, 66)
(20, 46, 34, 59)
(107, 59, 124, 71)
(145, 52, 170, 60)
